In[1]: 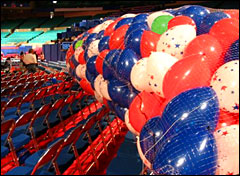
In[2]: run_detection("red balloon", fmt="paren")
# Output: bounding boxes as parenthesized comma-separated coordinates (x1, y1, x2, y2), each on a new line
(183, 34, 223, 74)
(140, 30, 161, 58)
(109, 24, 129, 50)
(209, 18, 239, 54)
(69, 59, 75, 69)
(168, 15, 196, 30)
(78, 51, 86, 64)
(224, 9, 239, 19)
(104, 17, 123, 36)
(215, 109, 239, 130)
(129, 91, 165, 133)
(102, 98, 109, 108)
(96, 49, 109, 74)
(66, 45, 74, 64)
(163, 54, 212, 100)
(80, 78, 94, 95)
(88, 27, 95, 34)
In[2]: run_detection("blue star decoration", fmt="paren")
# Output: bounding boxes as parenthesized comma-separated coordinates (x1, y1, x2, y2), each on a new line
(175, 44, 180, 48)
(233, 104, 239, 110)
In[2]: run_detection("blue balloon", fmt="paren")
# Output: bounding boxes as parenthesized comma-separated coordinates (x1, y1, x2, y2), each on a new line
(132, 14, 149, 24)
(102, 61, 116, 80)
(161, 87, 219, 133)
(86, 55, 98, 76)
(70, 55, 79, 68)
(121, 86, 139, 108)
(79, 32, 89, 40)
(98, 36, 110, 52)
(115, 17, 133, 30)
(116, 49, 139, 81)
(125, 22, 149, 39)
(198, 12, 230, 35)
(114, 104, 128, 121)
(173, 5, 191, 16)
(224, 39, 239, 63)
(140, 117, 166, 163)
(125, 29, 144, 57)
(96, 30, 105, 40)
(84, 49, 89, 62)
(153, 128, 217, 175)
(83, 33, 97, 49)
(162, 9, 177, 16)
(181, 5, 210, 30)
(85, 69, 95, 84)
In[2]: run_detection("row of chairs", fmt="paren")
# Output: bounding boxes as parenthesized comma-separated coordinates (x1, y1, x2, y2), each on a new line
(1, 71, 45, 82)
(3, 106, 118, 175)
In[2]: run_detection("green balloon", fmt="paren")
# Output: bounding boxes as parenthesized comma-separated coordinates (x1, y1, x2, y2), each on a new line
(151, 15, 173, 35)
(75, 40, 83, 49)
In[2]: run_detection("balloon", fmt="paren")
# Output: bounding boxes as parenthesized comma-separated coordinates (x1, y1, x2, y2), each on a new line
(168, 15, 196, 30)
(147, 11, 174, 29)
(180, 5, 210, 30)
(139, 117, 166, 163)
(94, 74, 104, 97)
(99, 78, 112, 101)
(210, 60, 239, 113)
(96, 49, 109, 74)
(147, 52, 178, 97)
(183, 34, 223, 74)
(86, 55, 98, 76)
(151, 15, 174, 34)
(74, 46, 83, 63)
(214, 125, 239, 175)
(224, 9, 239, 19)
(162, 55, 212, 100)
(161, 87, 219, 133)
(92, 24, 104, 34)
(70, 55, 79, 68)
(140, 30, 161, 58)
(80, 78, 94, 95)
(115, 17, 133, 30)
(99, 20, 114, 31)
(66, 45, 74, 63)
(157, 25, 196, 60)
(129, 91, 165, 134)
(114, 104, 128, 121)
(153, 127, 217, 175)
(97, 29, 105, 40)
(173, 5, 190, 16)
(209, 18, 239, 54)
(121, 14, 136, 18)
(130, 58, 152, 92)
(94, 90, 103, 103)
(83, 33, 97, 49)
(136, 136, 152, 169)
(85, 69, 96, 89)
(125, 110, 139, 136)
(216, 109, 239, 130)
(132, 13, 149, 24)
(78, 50, 86, 64)
(198, 12, 230, 35)
(125, 22, 149, 39)
(107, 100, 115, 111)
(75, 64, 86, 79)
(88, 40, 100, 58)
(74, 39, 83, 50)
(125, 29, 144, 57)
(98, 36, 110, 52)
(109, 24, 129, 50)
(116, 48, 139, 82)
(104, 18, 123, 36)
(224, 39, 239, 63)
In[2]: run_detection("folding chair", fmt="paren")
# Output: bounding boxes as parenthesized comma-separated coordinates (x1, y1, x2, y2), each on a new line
(1, 87, 14, 98)
(2, 96, 23, 121)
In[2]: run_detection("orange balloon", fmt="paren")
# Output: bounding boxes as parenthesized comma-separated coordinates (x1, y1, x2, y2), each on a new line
(109, 24, 129, 50)
(95, 49, 110, 74)
(183, 34, 223, 74)
(209, 18, 239, 54)
(224, 9, 239, 19)
(78, 50, 86, 64)
(140, 30, 161, 58)
(104, 17, 123, 36)
(80, 78, 94, 95)
(163, 54, 212, 100)
(129, 91, 165, 133)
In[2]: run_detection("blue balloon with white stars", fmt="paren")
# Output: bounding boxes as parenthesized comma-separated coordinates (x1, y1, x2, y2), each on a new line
(86, 55, 98, 77)
(125, 22, 149, 39)
(114, 104, 128, 121)
(132, 13, 149, 24)
(115, 17, 133, 30)
(198, 12, 230, 35)
(98, 36, 110, 52)
(224, 39, 239, 63)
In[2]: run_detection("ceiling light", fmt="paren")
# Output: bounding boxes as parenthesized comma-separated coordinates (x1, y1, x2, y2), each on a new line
(53, 1, 57, 4)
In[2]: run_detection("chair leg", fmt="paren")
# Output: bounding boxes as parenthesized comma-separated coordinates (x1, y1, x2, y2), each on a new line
(8, 138, 20, 166)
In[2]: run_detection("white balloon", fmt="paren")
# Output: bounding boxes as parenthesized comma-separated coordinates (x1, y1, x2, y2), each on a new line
(136, 136, 152, 169)
(94, 91, 103, 103)
(94, 74, 104, 97)
(124, 110, 139, 136)
(130, 57, 152, 92)
(210, 60, 239, 113)
(92, 24, 103, 33)
(121, 13, 136, 18)
(74, 46, 83, 63)
(88, 40, 100, 58)
(100, 20, 114, 31)
(156, 25, 196, 60)
(147, 52, 178, 97)
(147, 11, 174, 29)
(214, 125, 239, 175)
(75, 64, 86, 79)
(99, 78, 112, 101)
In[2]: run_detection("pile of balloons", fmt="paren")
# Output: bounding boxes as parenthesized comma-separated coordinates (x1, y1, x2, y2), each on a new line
(65, 5, 239, 175)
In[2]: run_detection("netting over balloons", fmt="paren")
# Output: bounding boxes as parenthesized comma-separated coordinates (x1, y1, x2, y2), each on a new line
(66, 5, 239, 175)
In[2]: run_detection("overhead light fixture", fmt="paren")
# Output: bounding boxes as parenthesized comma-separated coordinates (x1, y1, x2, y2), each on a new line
(53, 1, 57, 3)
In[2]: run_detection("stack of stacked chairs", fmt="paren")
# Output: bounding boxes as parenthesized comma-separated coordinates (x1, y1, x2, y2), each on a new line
(1, 70, 126, 175)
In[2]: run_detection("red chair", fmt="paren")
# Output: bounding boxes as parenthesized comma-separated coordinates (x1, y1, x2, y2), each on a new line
(32, 88, 48, 110)
(26, 77, 34, 83)
(2, 81, 7, 88)
(1, 87, 14, 98)
(1, 101, 7, 120)
(23, 82, 35, 92)
(11, 84, 25, 97)
(39, 71, 45, 76)
(3, 76, 12, 82)
(16, 78, 26, 85)
(19, 74, 28, 80)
